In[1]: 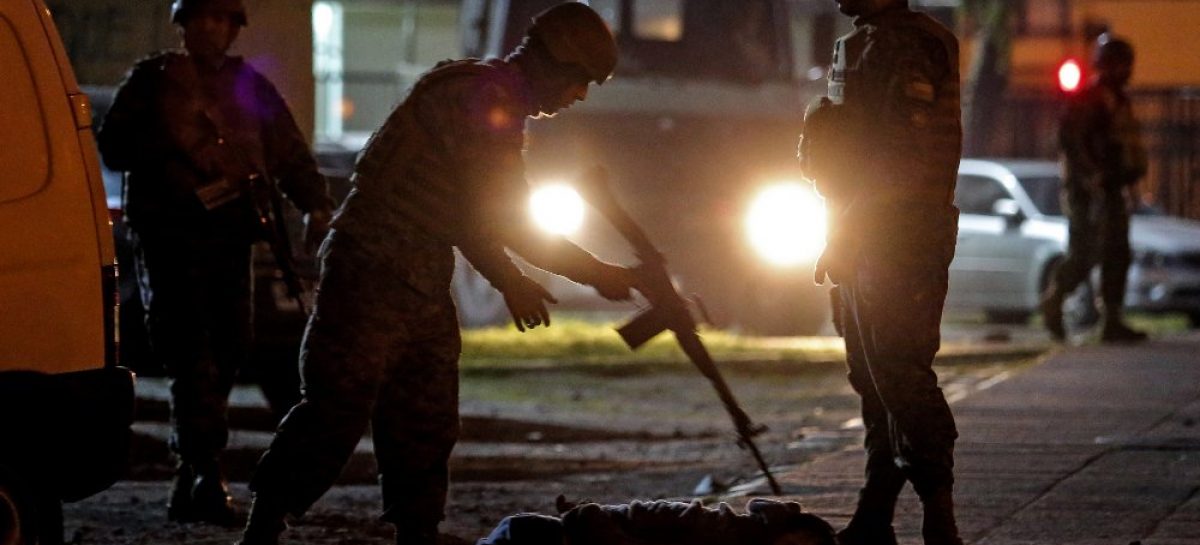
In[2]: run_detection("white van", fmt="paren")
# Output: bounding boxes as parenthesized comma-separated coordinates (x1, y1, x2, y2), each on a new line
(0, 0, 135, 543)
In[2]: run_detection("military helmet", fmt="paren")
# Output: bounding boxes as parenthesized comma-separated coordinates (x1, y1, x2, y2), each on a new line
(527, 2, 618, 84)
(1093, 34, 1134, 68)
(171, 0, 248, 27)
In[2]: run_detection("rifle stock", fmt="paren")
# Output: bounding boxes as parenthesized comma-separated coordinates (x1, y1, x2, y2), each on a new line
(250, 174, 309, 316)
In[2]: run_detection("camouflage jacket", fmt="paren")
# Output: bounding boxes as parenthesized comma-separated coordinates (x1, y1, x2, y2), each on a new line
(819, 4, 962, 212)
(333, 59, 607, 297)
(1060, 82, 1147, 191)
(99, 50, 332, 240)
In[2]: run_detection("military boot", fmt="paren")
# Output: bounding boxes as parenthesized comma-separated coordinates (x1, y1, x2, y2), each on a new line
(837, 471, 904, 545)
(190, 462, 237, 526)
(1039, 291, 1066, 341)
(236, 495, 289, 545)
(166, 463, 194, 522)
(1100, 320, 1147, 343)
(919, 488, 963, 545)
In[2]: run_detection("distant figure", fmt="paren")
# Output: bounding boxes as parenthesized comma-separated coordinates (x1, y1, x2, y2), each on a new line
(1040, 35, 1148, 343)
(477, 498, 835, 545)
(236, 4, 638, 545)
(798, 0, 964, 544)
(97, 0, 333, 526)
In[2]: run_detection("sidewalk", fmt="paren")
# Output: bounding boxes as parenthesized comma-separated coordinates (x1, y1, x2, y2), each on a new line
(772, 333, 1200, 545)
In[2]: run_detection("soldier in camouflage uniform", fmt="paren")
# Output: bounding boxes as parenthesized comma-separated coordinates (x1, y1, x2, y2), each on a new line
(236, 4, 637, 545)
(798, 1, 963, 544)
(97, 0, 334, 526)
(477, 498, 835, 545)
(1040, 36, 1148, 344)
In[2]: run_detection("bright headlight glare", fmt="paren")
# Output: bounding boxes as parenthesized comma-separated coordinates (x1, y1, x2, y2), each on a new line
(746, 182, 827, 267)
(530, 183, 585, 235)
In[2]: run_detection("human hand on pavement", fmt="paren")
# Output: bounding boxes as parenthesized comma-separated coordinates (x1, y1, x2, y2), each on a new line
(503, 276, 559, 332)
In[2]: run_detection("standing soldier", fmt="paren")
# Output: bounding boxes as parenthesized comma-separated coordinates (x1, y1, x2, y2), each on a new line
(798, 1, 963, 544)
(236, 3, 637, 545)
(1040, 36, 1148, 343)
(97, 0, 334, 526)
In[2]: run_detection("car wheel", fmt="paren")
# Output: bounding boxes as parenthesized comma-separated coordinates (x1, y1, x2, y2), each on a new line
(0, 472, 33, 545)
(983, 309, 1031, 325)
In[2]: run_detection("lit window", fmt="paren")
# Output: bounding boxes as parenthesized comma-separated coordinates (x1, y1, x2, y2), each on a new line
(1019, 0, 1068, 36)
(632, 0, 683, 42)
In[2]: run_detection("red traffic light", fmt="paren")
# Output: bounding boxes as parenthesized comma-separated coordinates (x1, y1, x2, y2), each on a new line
(1058, 58, 1083, 93)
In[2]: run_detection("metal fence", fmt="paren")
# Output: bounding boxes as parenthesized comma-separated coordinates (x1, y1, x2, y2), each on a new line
(984, 87, 1200, 221)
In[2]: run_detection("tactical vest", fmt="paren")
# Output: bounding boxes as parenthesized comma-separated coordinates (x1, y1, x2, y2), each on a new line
(827, 7, 962, 202)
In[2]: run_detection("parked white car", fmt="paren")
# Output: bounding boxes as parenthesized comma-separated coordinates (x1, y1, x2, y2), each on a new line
(948, 159, 1200, 327)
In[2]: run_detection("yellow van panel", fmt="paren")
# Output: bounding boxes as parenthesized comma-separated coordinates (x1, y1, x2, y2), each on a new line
(0, 14, 51, 202)
(0, 0, 108, 373)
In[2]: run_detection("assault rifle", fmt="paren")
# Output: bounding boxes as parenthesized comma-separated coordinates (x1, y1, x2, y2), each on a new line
(247, 173, 310, 316)
(575, 166, 782, 495)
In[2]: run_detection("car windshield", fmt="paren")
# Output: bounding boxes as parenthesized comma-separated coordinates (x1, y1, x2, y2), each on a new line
(1017, 176, 1063, 216)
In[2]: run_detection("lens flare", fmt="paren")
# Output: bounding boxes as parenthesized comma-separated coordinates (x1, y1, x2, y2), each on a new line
(746, 182, 827, 267)
(530, 183, 585, 235)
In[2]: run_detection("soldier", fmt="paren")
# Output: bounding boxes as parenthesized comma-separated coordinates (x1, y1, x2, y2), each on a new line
(97, 0, 334, 526)
(236, 4, 637, 545)
(1040, 36, 1148, 343)
(798, 1, 963, 544)
(477, 498, 835, 545)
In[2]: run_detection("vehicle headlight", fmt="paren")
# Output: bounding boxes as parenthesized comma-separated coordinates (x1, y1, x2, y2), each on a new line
(529, 183, 585, 236)
(745, 181, 827, 267)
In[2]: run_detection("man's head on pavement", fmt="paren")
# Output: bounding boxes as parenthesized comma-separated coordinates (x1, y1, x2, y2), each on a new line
(516, 2, 617, 117)
(172, 0, 246, 64)
(832, 0, 906, 18)
(747, 498, 837, 545)
(1094, 34, 1135, 88)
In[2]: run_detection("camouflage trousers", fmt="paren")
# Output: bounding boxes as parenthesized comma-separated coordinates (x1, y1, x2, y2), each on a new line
(132, 231, 254, 466)
(1046, 189, 1132, 318)
(249, 229, 462, 531)
(837, 205, 959, 497)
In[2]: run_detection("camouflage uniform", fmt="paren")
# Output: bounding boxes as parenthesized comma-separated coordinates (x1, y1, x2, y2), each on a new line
(802, 4, 962, 544)
(477, 499, 834, 545)
(98, 51, 332, 469)
(1045, 81, 1147, 324)
(248, 59, 613, 533)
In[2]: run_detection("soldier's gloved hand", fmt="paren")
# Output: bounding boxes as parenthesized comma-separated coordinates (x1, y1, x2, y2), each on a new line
(588, 264, 639, 301)
(303, 207, 333, 254)
(502, 276, 558, 332)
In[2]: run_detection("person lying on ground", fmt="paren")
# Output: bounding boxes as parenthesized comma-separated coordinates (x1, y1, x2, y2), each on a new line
(476, 497, 836, 545)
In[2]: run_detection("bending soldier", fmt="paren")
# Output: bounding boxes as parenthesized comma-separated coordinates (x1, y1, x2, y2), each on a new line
(97, 0, 334, 526)
(799, 1, 964, 544)
(1040, 35, 1148, 343)
(236, 4, 638, 545)
(477, 498, 835, 545)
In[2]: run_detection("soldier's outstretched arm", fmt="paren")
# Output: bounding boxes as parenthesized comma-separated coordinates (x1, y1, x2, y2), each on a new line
(505, 231, 637, 302)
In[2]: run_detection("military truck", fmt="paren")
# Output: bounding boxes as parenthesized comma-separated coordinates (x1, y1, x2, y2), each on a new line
(460, 0, 836, 334)
(0, 0, 135, 543)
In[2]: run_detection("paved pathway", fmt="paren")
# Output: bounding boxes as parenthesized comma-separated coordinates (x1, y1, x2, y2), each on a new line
(775, 333, 1200, 545)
